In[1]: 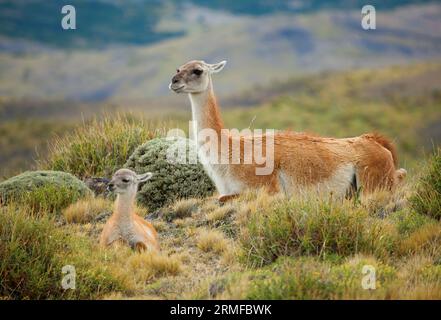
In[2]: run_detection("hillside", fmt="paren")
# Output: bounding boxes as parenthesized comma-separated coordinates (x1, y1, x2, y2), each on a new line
(1, 0, 435, 49)
(1, 3, 441, 101)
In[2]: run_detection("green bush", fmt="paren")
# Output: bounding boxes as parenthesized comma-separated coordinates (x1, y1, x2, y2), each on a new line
(239, 197, 398, 267)
(0, 170, 92, 214)
(0, 205, 130, 299)
(124, 137, 215, 210)
(411, 147, 441, 219)
(39, 114, 164, 179)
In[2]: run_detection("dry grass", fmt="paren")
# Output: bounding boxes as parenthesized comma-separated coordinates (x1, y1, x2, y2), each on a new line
(400, 223, 441, 259)
(206, 205, 235, 224)
(126, 251, 182, 283)
(2, 170, 441, 300)
(162, 198, 201, 221)
(197, 228, 229, 254)
(63, 197, 112, 224)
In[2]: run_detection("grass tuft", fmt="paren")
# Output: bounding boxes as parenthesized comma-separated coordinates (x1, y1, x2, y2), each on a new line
(63, 197, 112, 224)
(197, 228, 229, 254)
(38, 113, 165, 179)
(162, 198, 200, 222)
(127, 251, 182, 283)
(238, 194, 398, 267)
(0, 205, 132, 299)
(410, 147, 441, 219)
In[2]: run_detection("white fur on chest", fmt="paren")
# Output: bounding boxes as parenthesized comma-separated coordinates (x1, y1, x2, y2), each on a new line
(198, 150, 245, 195)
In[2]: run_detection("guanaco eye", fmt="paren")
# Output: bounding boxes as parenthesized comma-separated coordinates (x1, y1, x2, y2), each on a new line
(193, 69, 203, 76)
(122, 179, 130, 183)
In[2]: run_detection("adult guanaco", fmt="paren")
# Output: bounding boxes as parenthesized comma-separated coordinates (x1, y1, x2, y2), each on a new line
(169, 59, 407, 202)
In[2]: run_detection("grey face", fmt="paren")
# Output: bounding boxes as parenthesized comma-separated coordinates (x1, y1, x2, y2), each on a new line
(169, 60, 227, 94)
(107, 169, 152, 195)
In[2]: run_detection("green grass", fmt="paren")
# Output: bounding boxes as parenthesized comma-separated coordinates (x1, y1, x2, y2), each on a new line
(0, 205, 131, 299)
(200, 253, 440, 299)
(38, 113, 166, 179)
(410, 147, 441, 219)
(238, 195, 398, 267)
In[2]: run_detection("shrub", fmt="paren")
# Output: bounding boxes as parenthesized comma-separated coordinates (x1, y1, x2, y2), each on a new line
(411, 147, 441, 219)
(124, 137, 215, 210)
(239, 196, 398, 267)
(0, 170, 92, 214)
(39, 114, 164, 179)
(0, 205, 131, 299)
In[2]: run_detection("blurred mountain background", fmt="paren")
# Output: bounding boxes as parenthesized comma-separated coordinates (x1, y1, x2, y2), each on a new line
(1, 0, 441, 178)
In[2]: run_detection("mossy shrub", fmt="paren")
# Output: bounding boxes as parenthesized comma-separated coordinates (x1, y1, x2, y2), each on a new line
(410, 147, 441, 219)
(0, 170, 92, 214)
(39, 114, 164, 179)
(0, 205, 130, 299)
(124, 137, 215, 210)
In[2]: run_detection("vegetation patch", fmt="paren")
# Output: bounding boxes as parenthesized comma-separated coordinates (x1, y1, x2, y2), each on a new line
(125, 137, 215, 210)
(63, 197, 113, 224)
(196, 256, 398, 300)
(39, 114, 164, 179)
(411, 147, 441, 219)
(238, 195, 398, 267)
(126, 252, 182, 283)
(197, 228, 229, 254)
(0, 205, 132, 299)
(161, 198, 201, 222)
(0, 170, 92, 214)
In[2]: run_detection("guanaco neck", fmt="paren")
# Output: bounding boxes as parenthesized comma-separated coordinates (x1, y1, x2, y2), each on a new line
(113, 193, 136, 226)
(188, 79, 224, 143)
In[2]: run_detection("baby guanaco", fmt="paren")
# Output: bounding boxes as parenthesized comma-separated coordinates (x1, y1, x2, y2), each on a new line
(100, 169, 159, 251)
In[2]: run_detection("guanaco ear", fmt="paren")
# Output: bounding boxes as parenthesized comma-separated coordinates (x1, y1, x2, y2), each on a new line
(208, 60, 227, 74)
(137, 172, 153, 183)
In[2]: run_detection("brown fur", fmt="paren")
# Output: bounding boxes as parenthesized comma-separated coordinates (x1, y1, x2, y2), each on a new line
(99, 169, 159, 251)
(362, 133, 399, 167)
(171, 60, 407, 199)
(224, 131, 402, 194)
(100, 210, 159, 252)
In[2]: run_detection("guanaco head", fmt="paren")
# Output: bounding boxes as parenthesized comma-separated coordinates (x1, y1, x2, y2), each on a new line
(107, 169, 153, 195)
(169, 60, 227, 94)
